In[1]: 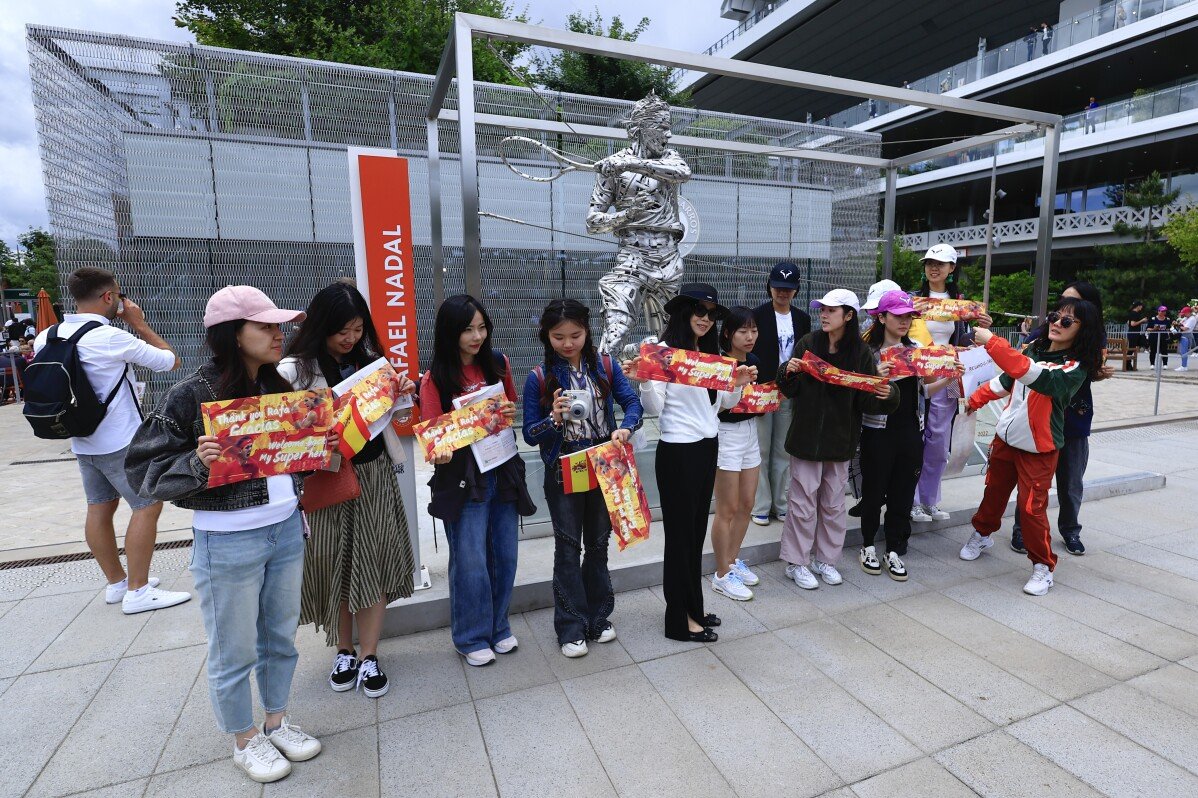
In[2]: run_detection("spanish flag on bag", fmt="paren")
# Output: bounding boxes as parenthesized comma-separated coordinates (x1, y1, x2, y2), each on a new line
(560, 448, 599, 494)
(336, 398, 372, 459)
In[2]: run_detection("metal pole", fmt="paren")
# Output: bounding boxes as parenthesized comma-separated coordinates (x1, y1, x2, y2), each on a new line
(455, 18, 483, 299)
(983, 151, 997, 307)
(1153, 331, 1163, 416)
(426, 118, 445, 309)
(1031, 124, 1059, 321)
(882, 167, 897, 279)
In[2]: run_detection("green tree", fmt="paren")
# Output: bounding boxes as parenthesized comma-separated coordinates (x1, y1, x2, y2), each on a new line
(1163, 206, 1198, 267)
(530, 10, 688, 103)
(2, 229, 59, 303)
(173, 0, 531, 84)
(874, 241, 924, 291)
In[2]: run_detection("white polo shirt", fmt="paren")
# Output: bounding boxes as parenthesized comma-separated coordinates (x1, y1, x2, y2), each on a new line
(34, 313, 176, 456)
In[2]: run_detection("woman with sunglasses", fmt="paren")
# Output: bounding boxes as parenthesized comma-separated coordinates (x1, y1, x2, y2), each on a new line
(622, 284, 755, 642)
(960, 297, 1105, 596)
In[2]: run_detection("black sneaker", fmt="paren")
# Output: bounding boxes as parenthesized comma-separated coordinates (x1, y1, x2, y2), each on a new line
(1064, 535, 1086, 556)
(358, 655, 389, 698)
(1010, 532, 1026, 554)
(329, 649, 359, 693)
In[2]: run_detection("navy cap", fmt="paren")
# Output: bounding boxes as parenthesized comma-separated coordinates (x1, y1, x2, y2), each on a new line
(769, 262, 800, 289)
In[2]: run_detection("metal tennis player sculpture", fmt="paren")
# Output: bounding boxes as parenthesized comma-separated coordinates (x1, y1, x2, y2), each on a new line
(500, 92, 698, 356)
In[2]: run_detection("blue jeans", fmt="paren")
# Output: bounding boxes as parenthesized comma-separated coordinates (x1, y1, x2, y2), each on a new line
(1181, 332, 1193, 368)
(543, 470, 614, 645)
(444, 472, 519, 654)
(191, 510, 305, 734)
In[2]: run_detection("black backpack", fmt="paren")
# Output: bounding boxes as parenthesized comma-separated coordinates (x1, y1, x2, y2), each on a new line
(22, 322, 132, 439)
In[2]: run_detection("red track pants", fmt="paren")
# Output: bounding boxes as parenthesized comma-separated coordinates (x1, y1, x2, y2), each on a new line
(971, 437, 1059, 571)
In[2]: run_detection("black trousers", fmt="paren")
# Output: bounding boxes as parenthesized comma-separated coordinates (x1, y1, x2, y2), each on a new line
(656, 437, 718, 639)
(1147, 332, 1169, 367)
(543, 470, 614, 645)
(858, 426, 923, 555)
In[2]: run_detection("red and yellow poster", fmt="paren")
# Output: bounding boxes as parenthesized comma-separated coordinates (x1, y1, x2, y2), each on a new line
(729, 382, 781, 414)
(880, 344, 960, 379)
(798, 351, 888, 394)
(633, 342, 737, 391)
(560, 448, 599, 494)
(412, 396, 515, 461)
(586, 441, 652, 551)
(201, 390, 336, 487)
(911, 296, 988, 322)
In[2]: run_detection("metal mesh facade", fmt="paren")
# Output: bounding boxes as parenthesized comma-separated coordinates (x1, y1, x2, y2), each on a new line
(27, 26, 881, 404)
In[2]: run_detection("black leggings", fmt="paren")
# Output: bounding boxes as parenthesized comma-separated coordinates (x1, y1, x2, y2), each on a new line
(656, 437, 718, 639)
(858, 426, 923, 555)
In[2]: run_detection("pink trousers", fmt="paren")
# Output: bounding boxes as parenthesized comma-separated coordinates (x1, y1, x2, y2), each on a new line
(778, 458, 849, 566)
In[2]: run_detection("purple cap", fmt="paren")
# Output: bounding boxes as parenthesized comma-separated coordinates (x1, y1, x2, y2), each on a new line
(1158, 305, 1168, 312)
(872, 290, 920, 317)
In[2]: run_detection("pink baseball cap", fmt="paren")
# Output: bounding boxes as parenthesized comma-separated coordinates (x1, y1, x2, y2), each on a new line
(872, 290, 920, 317)
(203, 285, 306, 328)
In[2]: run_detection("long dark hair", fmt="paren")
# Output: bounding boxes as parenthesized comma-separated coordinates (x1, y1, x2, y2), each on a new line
(284, 282, 382, 388)
(917, 262, 963, 298)
(811, 305, 863, 363)
(662, 299, 719, 354)
(430, 294, 504, 403)
(1031, 297, 1105, 380)
(538, 299, 609, 402)
(206, 320, 293, 399)
(719, 306, 757, 355)
(1030, 280, 1106, 346)
(863, 312, 915, 350)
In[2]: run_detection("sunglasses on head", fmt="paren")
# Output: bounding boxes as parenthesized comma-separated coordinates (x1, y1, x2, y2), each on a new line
(1047, 311, 1078, 329)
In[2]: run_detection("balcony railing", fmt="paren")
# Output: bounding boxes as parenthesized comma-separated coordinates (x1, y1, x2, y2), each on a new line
(703, 1, 792, 57)
(899, 202, 1193, 250)
(812, 0, 1195, 129)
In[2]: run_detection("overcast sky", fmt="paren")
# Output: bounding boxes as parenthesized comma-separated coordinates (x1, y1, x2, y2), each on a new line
(0, 0, 732, 248)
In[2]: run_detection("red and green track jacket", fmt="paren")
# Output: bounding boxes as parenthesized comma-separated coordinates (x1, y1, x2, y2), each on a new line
(966, 336, 1087, 453)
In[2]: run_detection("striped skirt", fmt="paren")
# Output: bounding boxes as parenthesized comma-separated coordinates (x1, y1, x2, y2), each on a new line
(300, 454, 416, 646)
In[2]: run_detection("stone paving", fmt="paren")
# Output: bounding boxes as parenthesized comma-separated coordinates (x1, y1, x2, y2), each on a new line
(2, 423, 1198, 797)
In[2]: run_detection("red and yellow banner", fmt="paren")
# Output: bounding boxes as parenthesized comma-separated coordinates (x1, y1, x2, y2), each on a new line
(632, 342, 737, 391)
(587, 441, 651, 551)
(911, 296, 988, 322)
(729, 382, 781, 414)
(560, 448, 599, 494)
(797, 351, 888, 394)
(201, 390, 336, 487)
(412, 396, 515, 461)
(880, 344, 960, 379)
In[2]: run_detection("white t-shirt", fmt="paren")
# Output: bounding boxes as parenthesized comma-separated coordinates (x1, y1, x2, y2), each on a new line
(192, 476, 298, 532)
(1182, 316, 1197, 334)
(33, 313, 177, 455)
(924, 290, 957, 346)
(638, 380, 742, 443)
(775, 311, 796, 365)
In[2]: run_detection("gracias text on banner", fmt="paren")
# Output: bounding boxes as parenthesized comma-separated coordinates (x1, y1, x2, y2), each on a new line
(412, 395, 515, 461)
(201, 390, 336, 487)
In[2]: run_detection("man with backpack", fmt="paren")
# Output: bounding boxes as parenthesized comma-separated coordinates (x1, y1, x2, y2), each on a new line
(29, 267, 190, 614)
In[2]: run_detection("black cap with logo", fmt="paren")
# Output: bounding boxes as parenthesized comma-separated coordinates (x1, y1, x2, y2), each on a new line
(768, 262, 800, 290)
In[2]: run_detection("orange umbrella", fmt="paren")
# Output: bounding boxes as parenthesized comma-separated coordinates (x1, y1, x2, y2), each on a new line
(35, 288, 55, 332)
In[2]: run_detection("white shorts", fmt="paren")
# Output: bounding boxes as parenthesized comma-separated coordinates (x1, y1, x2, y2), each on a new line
(717, 418, 762, 472)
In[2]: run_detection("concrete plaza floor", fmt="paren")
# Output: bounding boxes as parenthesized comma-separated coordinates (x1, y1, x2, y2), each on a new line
(2, 418, 1198, 797)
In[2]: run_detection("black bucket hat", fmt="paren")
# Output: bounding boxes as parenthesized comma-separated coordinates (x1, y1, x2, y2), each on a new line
(664, 283, 730, 320)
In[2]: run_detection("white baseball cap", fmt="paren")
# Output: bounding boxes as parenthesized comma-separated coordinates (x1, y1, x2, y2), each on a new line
(862, 279, 901, 311)
(922, 243, 958, 264)
(810, 288, 861, 314)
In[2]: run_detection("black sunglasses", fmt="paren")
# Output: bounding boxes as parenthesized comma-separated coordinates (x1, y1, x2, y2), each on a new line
(1047, 311, 1078, 329)
(690, 304, 727, 321)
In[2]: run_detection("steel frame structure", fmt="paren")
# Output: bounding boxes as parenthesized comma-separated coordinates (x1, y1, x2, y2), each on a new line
(427, 13, 1065, 319)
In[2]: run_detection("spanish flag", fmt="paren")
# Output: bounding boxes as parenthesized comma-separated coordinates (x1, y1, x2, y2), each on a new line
(560, 448, 599, 494)
(337, 398, 371, 459)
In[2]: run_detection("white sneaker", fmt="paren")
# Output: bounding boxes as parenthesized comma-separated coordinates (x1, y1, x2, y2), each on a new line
(561, 640, 588, 658)
(751, 514, 770, 526)
(885, 551, 908, 582)
(959, 531, 994, 561)
(595, 623, 617, 643)
(1174, 366, 1188, 372)
(811, 560, 843, 585)
(105, 576, 159, 604)
(1023, 564, 1054, 596)
(731, 558, 760, 586)
(493, 635, 518, 654)
(121, 585, 191, 615)
(463, 648, 496, 667)
(233, 733, 292, 783)
(264, 717, 321, 761)
(859, 546, 881, 575)
(911, 505, 933, 523)
(712, 570, 754, 601)
(926, 504, 951, 521)
(785, 563, 819, 590)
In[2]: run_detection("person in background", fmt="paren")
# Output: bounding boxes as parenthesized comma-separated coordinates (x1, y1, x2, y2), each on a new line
(523, 299, 642, 659)
(1175, 305, 1196, 371)
(961, 297, 1105, 596)
(1024, 26, 1038, 60)
(711, 306, 763, 602)
(625, 283, 754, 642)
(910, 244, 993, 524)
(1041, 22, 1054, 56)
(749, 262, 812, 526)
(1145, 305, 1172, 368)
(33, 267, 189, 614)
(420, 295, 535, 667)
(1019, 316, 1033, 344)
(125, 285, 321, 783)
(776, 289, 898, 591)
(1084, 97, 1099, 134)
(1126, 301, 1148, 353)
(1012, 281, 1109, 556)
(279, 282, 417, 699)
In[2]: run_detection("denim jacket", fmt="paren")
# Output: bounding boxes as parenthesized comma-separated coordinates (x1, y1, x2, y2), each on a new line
(124, 362, 304, 511)
(522, 353, 644, 469)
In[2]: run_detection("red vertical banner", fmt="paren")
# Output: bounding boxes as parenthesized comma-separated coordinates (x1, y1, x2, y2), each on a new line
(350, 151, 421, 435)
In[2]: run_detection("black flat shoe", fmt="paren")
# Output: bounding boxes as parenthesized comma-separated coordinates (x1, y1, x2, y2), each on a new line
(701, 613, 721, 627)
(667, 628, 718, 643)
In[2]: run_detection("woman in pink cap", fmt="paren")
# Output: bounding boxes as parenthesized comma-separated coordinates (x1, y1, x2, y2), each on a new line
(126, 286, 322, 784)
